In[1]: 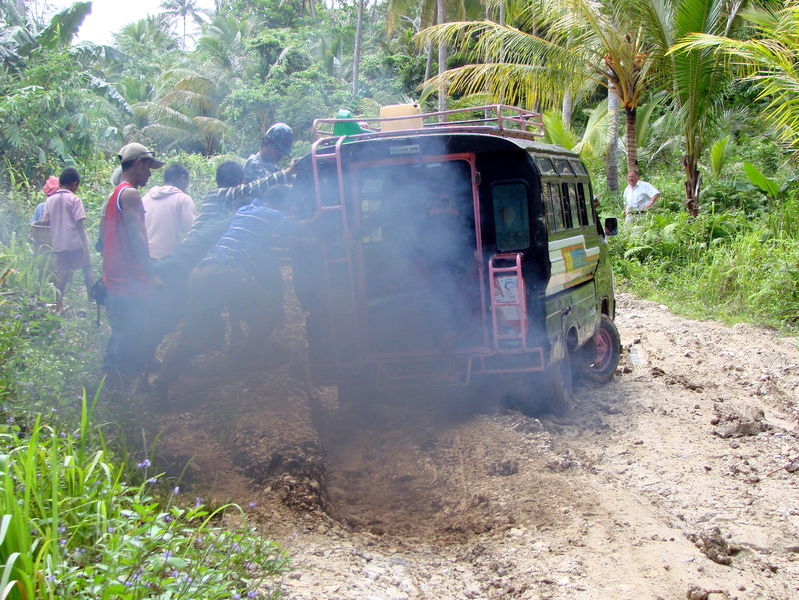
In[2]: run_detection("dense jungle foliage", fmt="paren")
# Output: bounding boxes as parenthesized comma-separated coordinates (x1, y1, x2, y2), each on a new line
(2, 0, 799, 598)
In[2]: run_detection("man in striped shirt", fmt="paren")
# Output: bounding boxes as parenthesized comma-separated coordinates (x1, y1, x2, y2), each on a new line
(148, 161, 293, 353)
(157, 168, 298, 392)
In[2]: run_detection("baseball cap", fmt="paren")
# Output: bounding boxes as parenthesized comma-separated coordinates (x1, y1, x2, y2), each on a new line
(118, 143, 164, 168)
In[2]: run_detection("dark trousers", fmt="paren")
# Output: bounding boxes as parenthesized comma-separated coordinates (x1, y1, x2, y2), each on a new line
(160, 263, 283, 383)
(103, 292, 151, 375)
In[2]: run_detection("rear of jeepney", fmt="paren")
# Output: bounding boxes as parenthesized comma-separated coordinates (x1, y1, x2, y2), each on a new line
(292, 105, 553, 391)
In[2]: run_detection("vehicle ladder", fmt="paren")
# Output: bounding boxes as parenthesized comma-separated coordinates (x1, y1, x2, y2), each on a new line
(488, 253, 529, 350)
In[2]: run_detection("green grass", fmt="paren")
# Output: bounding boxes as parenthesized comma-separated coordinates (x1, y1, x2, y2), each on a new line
(0, 179, 291, 598)
(610, 199, 799, 331)
(0, 395, 289, 600)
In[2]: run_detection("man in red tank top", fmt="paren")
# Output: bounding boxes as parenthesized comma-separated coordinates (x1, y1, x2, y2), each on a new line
(101, 143, 164, 381)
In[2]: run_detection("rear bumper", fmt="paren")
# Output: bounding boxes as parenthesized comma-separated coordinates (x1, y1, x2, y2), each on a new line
(366, 348, 546, 388)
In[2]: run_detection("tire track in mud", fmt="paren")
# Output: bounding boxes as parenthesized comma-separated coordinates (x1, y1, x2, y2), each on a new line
(137, 285, 799, 599)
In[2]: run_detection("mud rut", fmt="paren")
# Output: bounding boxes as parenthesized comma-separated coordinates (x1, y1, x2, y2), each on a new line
(138, 276, 799, 600)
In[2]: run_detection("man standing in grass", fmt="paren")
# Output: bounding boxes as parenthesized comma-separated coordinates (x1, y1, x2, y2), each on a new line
(623, 169, 660, 223)
(101, 143, 163, 381)
(42, 167, 92, 312)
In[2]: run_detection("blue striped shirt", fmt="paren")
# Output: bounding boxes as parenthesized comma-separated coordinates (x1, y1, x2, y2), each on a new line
(202, 204, 289, 271)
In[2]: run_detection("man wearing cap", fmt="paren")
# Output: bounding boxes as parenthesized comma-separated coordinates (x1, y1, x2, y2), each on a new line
(244, 122, 294, 185)
(100, 142, 164, 381)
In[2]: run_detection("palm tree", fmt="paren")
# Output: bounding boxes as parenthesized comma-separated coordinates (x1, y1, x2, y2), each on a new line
(114, 14, 178, 60)
(127, 68, 227, 155)
(387, 0, 483, 107)
(418, 0, 657, 170)
(641, 0, 749, 216)
(418, 0, 752, 213)
(672, 2, 799, 153)
(160, 0, 201, 48)
(195, 12, 254, 76)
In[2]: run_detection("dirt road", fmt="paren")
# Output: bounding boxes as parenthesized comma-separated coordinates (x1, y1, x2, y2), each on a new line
(151, 291, 799, 600)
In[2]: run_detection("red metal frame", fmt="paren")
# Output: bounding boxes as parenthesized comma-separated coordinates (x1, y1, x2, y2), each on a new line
(306, 105, 552, 385)
(309, 135, 359, 355)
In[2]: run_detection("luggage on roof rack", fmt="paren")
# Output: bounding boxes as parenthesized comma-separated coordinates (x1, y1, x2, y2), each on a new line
(312, 104, 545, 142)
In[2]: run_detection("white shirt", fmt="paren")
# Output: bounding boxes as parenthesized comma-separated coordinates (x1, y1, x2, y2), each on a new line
(623, 180, 659, 212)
(142, 185, 197, 259)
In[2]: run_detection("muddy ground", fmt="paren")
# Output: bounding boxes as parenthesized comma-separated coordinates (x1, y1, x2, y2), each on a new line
(140, 285, 799, 600)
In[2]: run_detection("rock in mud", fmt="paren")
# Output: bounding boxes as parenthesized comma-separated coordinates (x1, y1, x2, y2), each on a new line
(229, 402, 328, 511)
(488, 459, 519, 476)
(687, 527, 740, 565)
(712, 405, 770, 438)
(686, 585, 727, 600)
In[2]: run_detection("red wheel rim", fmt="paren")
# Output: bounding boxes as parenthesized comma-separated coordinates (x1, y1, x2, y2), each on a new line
(591, 327, 612, 370)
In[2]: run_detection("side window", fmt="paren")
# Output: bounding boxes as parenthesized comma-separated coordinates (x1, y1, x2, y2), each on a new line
(575, 181, 591, 227)
(534, 156, 557, 175)
(554, 159, 574, 176)
(492, 182, 531, 251)
(560, 182, 575, 229)
(543, 182, 564, 232)
(570, 160, 588, 176)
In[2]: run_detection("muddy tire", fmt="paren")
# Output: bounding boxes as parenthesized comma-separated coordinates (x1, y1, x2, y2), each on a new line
(511, 353, 572, 416)
(578, 315, 621, 384)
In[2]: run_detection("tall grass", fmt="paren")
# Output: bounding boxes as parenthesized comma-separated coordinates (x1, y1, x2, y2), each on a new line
(611, 198, 799, 330)
(0, 395, 288, 600)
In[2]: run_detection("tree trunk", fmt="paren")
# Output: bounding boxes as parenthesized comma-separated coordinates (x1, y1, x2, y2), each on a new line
(562, 90, 573, 126)
(606, 85, 620, 193)
(424, 42, 433, 83)
(683, 155, 700, 217)
(309, 0, 317, 18)
(352, 0, 364, 96)
(624, 105, 637, 173)
(15, 0, 25, 16)
(437, 0, 447, 118)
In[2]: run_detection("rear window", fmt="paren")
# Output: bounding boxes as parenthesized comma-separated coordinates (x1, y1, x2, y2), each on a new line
(492, 182, 530, 251)
(576, 182, 591, 226)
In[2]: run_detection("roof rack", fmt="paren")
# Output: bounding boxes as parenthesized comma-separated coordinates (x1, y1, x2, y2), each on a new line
(311, 104, 545, 143)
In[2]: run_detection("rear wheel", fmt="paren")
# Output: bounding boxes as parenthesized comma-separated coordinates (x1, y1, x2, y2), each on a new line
(578, 315, 621, 384)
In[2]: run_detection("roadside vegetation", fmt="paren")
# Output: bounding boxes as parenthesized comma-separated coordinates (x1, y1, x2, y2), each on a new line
(2, 0, 799, 596)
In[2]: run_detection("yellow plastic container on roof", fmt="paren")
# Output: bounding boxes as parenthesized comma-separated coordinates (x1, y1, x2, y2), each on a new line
(379, 103, 423, 131)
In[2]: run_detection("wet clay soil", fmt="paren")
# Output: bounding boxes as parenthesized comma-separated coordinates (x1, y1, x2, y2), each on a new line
(140, 284, 799, 600)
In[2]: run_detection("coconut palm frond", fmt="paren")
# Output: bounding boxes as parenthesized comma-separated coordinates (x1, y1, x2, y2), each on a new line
(133, 101, 194, 129)
(192, 115, 228, 137)
(159, 89, 216, 114)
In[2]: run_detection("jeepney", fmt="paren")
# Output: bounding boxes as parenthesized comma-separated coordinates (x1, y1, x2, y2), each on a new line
(290, 104, 620, 413)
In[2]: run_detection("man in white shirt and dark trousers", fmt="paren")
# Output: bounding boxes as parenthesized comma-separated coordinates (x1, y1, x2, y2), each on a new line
(623, 169, 660, 223)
